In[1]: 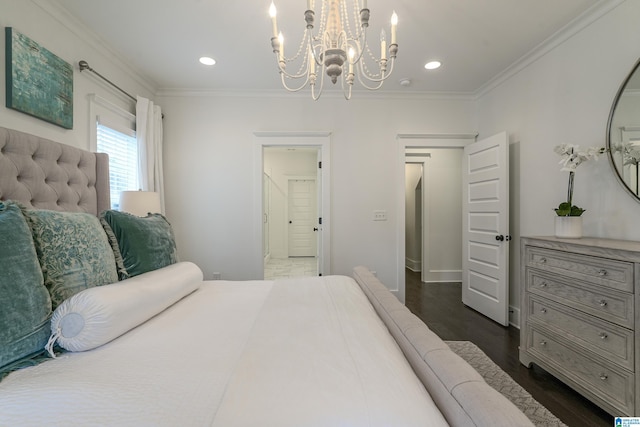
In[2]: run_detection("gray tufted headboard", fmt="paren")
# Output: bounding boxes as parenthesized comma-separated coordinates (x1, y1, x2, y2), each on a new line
(0, 126, 110, 215)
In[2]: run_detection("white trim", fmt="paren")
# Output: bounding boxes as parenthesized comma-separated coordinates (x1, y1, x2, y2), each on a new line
(36, 0, 158, 96)
(405, 257, 421, 272)
(40, 0, 621, 101)
(475, 0, 624, 98)
(88, 93, 136, 152)
(396, 133, 477, 304)
(156, 88, 477, 101)
(253, 132, 331, 278)
(509, 306, 521, 329)
(254, 131, 331, 138)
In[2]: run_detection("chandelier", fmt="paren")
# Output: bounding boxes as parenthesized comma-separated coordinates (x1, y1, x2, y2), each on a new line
(269, 0, 398, 100)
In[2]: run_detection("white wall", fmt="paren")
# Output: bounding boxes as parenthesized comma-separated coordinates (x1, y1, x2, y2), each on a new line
(0, 1, 155, 149)
(158, 95, 476, 285)
(477, 1, 640, 317)
(9, 0, 635, 321)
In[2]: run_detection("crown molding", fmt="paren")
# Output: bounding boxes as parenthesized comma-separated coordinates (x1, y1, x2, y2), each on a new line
(475, 0, 626, 99)
(155, 87, 477, 101)
(34, 0, 623, 102)
(32, 0, 158, 97)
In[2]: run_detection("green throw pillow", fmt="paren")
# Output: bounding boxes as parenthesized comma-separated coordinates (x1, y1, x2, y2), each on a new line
(100, 210, 178, 279)
(0, 201, 52, 377)
(24, 209, 119, 309)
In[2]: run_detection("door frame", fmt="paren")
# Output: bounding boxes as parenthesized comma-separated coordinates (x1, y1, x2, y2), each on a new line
(396, 133, 477, 303)
(254, 131, 331, 278)
(404, 155, 430, 279)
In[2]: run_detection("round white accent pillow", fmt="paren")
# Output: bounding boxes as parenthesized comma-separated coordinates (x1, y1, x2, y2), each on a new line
(48, 261, 203, 353)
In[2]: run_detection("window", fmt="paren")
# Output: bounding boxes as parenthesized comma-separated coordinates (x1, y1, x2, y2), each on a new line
(96, 122, 138, 209)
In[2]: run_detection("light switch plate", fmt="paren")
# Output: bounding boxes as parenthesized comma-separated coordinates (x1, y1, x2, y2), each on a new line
(373, 210, 387, 221)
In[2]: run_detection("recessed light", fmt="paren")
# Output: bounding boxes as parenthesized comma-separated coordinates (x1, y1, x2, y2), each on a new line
(199, 56, 216, 66)
(424, 61, 441, 70)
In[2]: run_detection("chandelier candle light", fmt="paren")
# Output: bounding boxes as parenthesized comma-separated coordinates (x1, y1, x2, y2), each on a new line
(269, 0, 398, 100)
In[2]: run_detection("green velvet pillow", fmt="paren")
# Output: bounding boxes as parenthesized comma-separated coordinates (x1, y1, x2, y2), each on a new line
(24, 209, 119, 309)
(100, 210, 178, 279)
(0, 201, 52, 377)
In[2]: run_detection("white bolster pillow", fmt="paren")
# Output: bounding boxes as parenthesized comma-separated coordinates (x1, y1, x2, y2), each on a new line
(47, 261, 203, 354)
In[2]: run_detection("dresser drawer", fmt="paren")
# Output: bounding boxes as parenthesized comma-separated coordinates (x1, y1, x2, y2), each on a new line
(525, 246, 633, 292)
(527, 328, 634, 415)
(526, 270, 634, 328)
(527, 295, 634, 370)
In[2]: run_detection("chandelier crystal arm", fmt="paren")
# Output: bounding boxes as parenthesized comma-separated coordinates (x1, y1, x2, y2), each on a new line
(268, 0, 398, 100)
(280, 69, 312, 92)
(355, 44, 397, 87)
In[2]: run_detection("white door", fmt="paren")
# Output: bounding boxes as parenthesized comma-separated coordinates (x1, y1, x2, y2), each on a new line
(462, 132, 509, 326)
(288, 179, 317, 257)
(316, 151, 323, 275)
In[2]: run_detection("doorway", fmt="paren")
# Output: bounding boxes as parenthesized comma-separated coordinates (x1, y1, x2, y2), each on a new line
(254, 131, 331, 280)
(405, 149, 463, 284)
(263, 147, 319, 279)
(395, 134, 476, 303)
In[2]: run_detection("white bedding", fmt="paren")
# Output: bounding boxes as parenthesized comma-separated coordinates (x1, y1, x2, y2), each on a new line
(0, 275, 448, 426)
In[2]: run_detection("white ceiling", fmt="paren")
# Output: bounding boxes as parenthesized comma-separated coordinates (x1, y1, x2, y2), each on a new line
(53, 0, 606, 96)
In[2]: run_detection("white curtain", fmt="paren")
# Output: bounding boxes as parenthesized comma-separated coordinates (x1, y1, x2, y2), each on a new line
(136, 96, 165, 213)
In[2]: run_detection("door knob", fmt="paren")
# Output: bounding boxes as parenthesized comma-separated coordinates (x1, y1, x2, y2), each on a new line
(495, 235, 504, 241)
(313, 227, 318, 231)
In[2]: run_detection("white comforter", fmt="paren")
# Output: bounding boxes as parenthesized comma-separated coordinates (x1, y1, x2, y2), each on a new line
(0, 275, 448, 426)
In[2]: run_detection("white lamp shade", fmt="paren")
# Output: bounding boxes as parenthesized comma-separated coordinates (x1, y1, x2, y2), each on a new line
(119, 191, 161, 216)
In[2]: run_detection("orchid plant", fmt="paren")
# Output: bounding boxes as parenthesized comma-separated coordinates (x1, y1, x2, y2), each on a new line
(553, 143, 604, 216)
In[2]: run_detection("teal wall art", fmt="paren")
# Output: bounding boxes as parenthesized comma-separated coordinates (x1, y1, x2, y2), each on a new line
(5, 28, 73, 129)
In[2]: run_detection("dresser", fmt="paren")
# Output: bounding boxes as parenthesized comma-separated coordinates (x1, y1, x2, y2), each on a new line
(520, 236, 640, 416)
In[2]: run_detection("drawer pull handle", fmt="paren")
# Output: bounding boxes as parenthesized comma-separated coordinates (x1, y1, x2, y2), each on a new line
(599, 332, 608, 340)
(599, 373, 608, 381)
(539, 340, 547, 346)
(540, 308, 547, 314)
(598, 269, 608, 276)
(598, 300, 608, 307)
(539, 257, 547, 264)
(539, 281, 548, 288)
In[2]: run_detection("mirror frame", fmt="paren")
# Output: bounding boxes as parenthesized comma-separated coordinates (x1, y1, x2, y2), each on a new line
(607, 57, 640, 203)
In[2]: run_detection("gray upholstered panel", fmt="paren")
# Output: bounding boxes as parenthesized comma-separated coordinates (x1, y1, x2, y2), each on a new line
(352, 266, 534, 427)
(0, 127, 110, 215)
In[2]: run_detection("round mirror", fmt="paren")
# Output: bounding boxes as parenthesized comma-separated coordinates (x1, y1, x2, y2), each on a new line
(607, 58, 640, 201)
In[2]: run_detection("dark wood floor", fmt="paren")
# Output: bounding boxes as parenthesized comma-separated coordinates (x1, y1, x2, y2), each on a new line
(404, 269, 613, 427)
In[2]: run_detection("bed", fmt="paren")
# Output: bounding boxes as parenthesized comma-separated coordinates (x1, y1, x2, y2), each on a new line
(0, 126, 533, 426)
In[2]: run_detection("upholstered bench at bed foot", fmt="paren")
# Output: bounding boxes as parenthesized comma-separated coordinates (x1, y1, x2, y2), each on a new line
(352, 266, 534, 427)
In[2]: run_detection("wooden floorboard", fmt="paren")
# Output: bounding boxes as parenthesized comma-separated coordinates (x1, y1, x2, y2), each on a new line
(404, 269, 613, 427)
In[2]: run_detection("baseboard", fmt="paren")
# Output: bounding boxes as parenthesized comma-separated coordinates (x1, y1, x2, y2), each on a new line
(509, 306, 520, 329)
(405, 257, 421, 272)
(421, 270, 462, 282)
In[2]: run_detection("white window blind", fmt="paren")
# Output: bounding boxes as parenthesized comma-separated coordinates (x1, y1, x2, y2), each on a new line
(96, 122, 138, 209)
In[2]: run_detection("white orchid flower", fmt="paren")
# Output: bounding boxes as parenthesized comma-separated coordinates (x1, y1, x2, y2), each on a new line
(554, 143, 601, 172)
